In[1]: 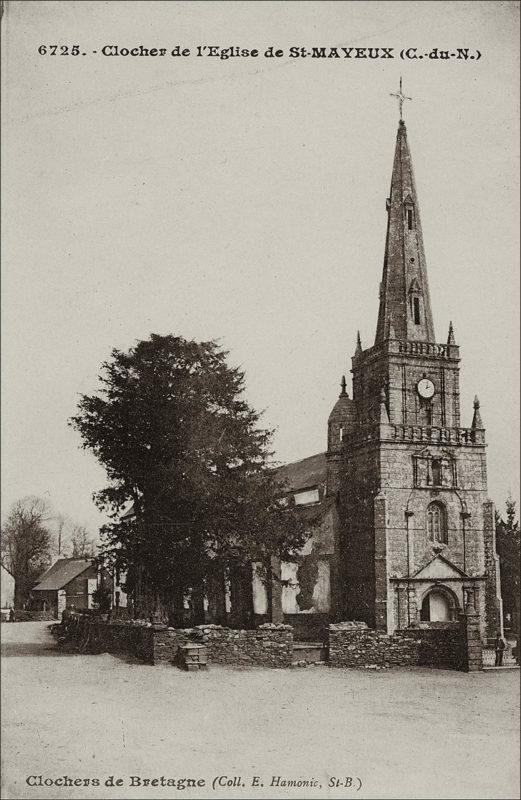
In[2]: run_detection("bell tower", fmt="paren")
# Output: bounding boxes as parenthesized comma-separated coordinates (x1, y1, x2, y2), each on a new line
(335, 90, 502, 642)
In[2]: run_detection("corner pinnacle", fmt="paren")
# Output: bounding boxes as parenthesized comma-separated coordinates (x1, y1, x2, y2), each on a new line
(447, 321, 456, 345)
(471, 395, 483, 429)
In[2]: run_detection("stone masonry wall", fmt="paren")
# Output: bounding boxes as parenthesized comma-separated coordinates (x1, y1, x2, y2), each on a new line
(8, 610, 58, 622)
(329, 621, 422, 667)
(178, 623, 293, 667)
(60, 612, 155, 661)
(328, 619, 478, 671)
(59, 613, 480, 671)
(58, 613, 293, 668)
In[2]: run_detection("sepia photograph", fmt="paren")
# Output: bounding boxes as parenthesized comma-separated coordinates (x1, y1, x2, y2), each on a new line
(1, 2, 519, 799)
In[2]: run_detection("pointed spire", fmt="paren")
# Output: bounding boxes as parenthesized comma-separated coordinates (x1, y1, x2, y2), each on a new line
(471, 395, 483, 430)
(379, 388, 390, 424)
(375, 121, 435, 345)
(447, 321, 456, 345)
(340, 375, 347, 397)
(356, 331, 362, 353)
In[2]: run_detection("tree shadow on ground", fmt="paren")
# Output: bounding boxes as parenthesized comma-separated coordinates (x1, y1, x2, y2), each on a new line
(0, 641, 157, 666)
(0, 641, 80, 657)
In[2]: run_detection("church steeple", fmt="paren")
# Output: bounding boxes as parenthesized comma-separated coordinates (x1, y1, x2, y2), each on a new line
(375, 119, 435, 345)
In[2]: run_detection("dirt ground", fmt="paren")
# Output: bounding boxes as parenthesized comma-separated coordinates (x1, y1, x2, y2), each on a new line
(1, 622, 519, 800)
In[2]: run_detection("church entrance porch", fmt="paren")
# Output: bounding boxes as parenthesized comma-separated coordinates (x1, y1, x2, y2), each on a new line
(391, 577, 473, 634)
(420, 588, 456, 623)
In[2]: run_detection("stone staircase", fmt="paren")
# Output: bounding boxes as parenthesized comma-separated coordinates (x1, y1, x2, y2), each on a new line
(292, 641, 327, 667)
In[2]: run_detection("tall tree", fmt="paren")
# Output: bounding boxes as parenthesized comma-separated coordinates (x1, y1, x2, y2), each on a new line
(51, 512, 71, 558)
(1, 496, 53, 607)
(49, 514, 98, 559)
(70, 335, 305, 622)
(70, 524, 96, 558)
(495, 496, 520, 628)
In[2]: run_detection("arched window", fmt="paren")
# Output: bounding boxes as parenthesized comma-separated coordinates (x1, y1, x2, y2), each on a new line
(427, 501, 447, 544)
(431, 458, 442, 486)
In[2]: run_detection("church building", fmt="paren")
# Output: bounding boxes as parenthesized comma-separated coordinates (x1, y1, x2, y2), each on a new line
(252, 112, 503, 645)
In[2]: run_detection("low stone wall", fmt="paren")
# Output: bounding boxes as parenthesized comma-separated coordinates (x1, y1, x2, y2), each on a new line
(58, 613, 293, 668)
(328, 617, 480, 671)
(329, 622, 420, 668)
(283, 613, 330, 643)
(400, 626, 462, 669)
(1, 610, 58, 622)
(59, 613, 481, 671)
(60, 611, 155, 661)
(178, 623, 294, 667)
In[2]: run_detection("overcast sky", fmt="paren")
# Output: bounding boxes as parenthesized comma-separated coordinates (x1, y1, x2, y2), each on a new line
(2, 1, 519, 536)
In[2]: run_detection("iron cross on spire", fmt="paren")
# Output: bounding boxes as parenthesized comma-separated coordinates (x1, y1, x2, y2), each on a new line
(390, 77, 412, 120)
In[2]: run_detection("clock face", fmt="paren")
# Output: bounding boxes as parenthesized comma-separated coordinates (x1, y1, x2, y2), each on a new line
(417, 378, 435, 399)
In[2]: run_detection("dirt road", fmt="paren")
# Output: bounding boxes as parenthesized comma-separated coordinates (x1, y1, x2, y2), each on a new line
(1, 622, 519, 799)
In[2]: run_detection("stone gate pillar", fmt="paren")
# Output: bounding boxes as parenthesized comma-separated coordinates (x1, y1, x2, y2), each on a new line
(459, 605, 483, 672)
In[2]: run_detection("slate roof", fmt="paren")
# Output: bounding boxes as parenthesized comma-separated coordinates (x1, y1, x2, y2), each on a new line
(33, 558, 93, 591)
(276, 453, 327, 493)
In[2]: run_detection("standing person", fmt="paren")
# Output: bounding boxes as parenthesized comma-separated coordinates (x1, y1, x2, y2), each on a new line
(494, 635, 506, 666)
(8, 607, 14, 622)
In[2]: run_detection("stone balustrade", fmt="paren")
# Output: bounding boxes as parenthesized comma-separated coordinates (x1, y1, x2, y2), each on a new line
(389, 425, 484, 445)
(353, 339, 459, 364)
(345, 423, 484, 447)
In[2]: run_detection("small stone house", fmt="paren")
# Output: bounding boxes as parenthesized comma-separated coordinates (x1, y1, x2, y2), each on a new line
(32, 558, 98, 617)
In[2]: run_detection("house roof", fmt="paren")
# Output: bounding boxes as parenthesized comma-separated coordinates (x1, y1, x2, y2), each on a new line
(1, 563, 15, 578)
(276, 453, 327, 493)
(33, 558, 93, 591)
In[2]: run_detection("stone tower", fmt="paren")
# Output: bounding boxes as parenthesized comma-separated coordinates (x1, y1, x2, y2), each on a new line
(328, 119, 502, 642)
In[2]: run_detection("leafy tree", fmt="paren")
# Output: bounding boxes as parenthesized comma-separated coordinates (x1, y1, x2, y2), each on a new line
(1, 496, 53, 607)
(52, 512, 70, 558)
(49, 514, 97, 559)
(70, 335, 305, 622)
(495, 496, 520, 628)
(92, 584, 111, 613)
(70, 524, 97, 558)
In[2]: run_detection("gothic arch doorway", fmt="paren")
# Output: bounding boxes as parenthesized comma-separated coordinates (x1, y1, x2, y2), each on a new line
(420, 587, 458, 622)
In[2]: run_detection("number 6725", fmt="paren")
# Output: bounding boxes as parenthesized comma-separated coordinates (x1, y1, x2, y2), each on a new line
(38, 45, 81, 55)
